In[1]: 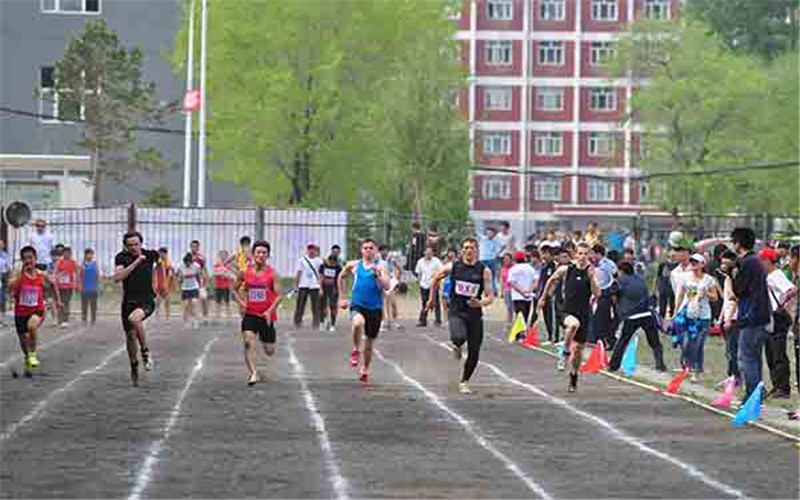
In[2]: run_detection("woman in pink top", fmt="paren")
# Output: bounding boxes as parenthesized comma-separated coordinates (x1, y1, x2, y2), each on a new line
(500, 253, 514, 323)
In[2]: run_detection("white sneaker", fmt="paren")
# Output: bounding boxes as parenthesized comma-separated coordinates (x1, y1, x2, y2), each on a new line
(557, 359, 566, 371)
(459, 382, 472, 394)
(60, 322, 69, 329)
(319, 324, 326, 332)
(451, 342, 463, 361)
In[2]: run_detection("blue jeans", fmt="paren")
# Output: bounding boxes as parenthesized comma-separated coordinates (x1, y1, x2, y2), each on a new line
(738, 324, 768, 401)
(681, 328, 708, 372)
(480, 259, 500, 296)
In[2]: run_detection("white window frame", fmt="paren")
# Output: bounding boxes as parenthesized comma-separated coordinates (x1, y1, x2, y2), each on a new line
(483, 132, 512, 156)
(590, 41, 616, 66)
(644, 0, 670, 20)
(535, 132, 563, 156)
(484, 86, 512, 111)
(487, 0, 513, 21)
(486, 40, 513, 66)
(589, 88, 617, 112)
(483, 178, 512, 200)
(587, 179, 615, 202)
(539, 0, 566, 21)
(591, 0, 618, 21)
(39, 66, 89, 124)
(41, 0, 101, 14)
(538, 41, 564, 66)
(534, 178, 562, 201)
(535, 87, 564, 111)
(588, 132, 615, 157)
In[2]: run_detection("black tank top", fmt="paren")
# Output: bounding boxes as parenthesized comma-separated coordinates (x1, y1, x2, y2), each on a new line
(449, 260, 486, 318)
(563, 264, 592, 315)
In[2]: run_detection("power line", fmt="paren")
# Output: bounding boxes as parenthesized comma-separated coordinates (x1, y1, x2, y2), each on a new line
(0, 105, 186, 135)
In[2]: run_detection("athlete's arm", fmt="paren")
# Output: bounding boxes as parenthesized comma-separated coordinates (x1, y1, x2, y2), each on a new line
(337, 261, 355, 308)
(587, 265, 601, 300)
(375, 262, 391, 291)
(470, 267, 495, 308)
(426, 262, 453, 310)
(112, 254, 146, 282)
(537, 265, 567, 309)
(8, 270, 20, 294)
(265, 279, 283, 320)
(232, 271, 247, 313)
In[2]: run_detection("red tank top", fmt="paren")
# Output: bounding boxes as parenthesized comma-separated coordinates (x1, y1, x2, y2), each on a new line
(15, 271, 45, 315)
(244, 265, 277, 320)
(214, 263, 232, 289)
(55, 260, 77, 289)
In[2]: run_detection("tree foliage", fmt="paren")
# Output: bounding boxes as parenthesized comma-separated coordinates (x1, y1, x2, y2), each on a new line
(614, 20, 799, 215)
(172, 0, 470, 220)
(49, 19, 168, 205)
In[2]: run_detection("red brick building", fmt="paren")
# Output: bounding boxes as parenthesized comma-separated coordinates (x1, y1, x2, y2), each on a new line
(458, 0, 679, 233)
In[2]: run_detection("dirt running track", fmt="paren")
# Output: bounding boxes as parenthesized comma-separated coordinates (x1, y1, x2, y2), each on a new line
(1, 319, 797, 499)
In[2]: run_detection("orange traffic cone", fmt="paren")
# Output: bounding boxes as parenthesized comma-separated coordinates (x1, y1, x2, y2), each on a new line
(579, 342, 605, 374)
(522, 324, 540, 347)
(665, 366, 690, 394)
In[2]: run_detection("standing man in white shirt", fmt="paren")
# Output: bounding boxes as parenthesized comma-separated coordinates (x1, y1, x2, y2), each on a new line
(495, 221, 517, 255)
(760, 247, 797, 399)
(294, 243, 324, 329)
(507, 251, 538, 335)
(28, 219, 55, 268)
(415, 245, 443, 327)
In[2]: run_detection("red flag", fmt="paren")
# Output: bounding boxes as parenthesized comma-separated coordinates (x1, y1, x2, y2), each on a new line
(665, 367, 690, 394)
(522, 324, 540, 347)
(183, 90, 201, 111)
(579, 342, 605, 374)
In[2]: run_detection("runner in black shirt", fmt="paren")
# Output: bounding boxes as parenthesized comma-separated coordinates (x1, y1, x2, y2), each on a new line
(427, 238, 494, 395)
(113, 231, 159, 386)
(319, 254, 343, 331)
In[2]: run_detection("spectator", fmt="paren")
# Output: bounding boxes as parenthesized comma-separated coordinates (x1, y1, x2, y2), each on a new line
(230, 236, 252, 273)
(717, 250, 740, 387)
(212, 250, 235, 319)
(293, 243, 323, 329)
(669, 245, 693, 317)
(656, 249, 679, 320)
(507, 251, 538, 334)
(479, 226, 501, 296)
(55, 246, 78, 328)
(404, 221, 426, 272)
(760, 247, 797, 399)
(495, 221, 517, 255)
(789, 245, 800, 394)
(330, 244, 342, 265)
(500, 252, 514, 324)
(776, 241, 791, 272)
(674, 254, 720, 381)
(379, 245, 402, 331)
(584, 221, 601, 247)
(78, 248, 100, 326)
(729, 227, 771, 401)
(537, 245, 559, 344)
(319, 252, 343, 332)
(426, 222, 446, 257)
(28, 219, 55, 267)
(0, 240, 9, 324)
(590, 244, 618, 350)
(440, 248, 458, 325)
(608, 261, 666, 372)
(415, 245, 443, 327)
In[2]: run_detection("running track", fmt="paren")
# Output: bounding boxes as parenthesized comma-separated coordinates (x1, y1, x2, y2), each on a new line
(1, 319, 797, 499)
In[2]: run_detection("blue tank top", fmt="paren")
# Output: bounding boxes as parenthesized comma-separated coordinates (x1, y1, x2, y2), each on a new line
(350, 261, 383, 310)
(83, 261, 99, 293)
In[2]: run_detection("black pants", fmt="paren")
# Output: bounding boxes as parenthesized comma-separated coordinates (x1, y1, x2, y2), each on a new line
(294, 288, 320, 328)
(58, 288, 73, 324)
(512, 299, 532, 327)
(81, 292, 98, 324)
(765, 326, 791, 394)
(609, 315, 666, 371)
(658, 289, 675, 319)
(419, 287, 441, 325)
(319, 287, 338, 326)
(541, 297, 559, 342)
(450, 314, 483, 382)
(592, 292, 615, 348)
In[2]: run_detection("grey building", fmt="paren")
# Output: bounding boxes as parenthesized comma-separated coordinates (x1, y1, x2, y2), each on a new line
(0, 0, 251, 207)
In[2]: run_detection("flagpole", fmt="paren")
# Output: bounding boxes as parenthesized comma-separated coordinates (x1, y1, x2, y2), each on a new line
(182, 0, 196, 208)
(197, 0, 208, 207)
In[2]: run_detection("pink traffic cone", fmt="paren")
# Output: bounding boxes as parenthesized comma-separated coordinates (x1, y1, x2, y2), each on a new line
(712, 376, 736, 408)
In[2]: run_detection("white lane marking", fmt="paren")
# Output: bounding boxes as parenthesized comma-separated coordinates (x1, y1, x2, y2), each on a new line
(0, 326, 90, 369)
(286, 337, 349, 500)
(427, 338, 745, 499)
(0, 345, 125, 442)
(128, 336, 217, 500)
(374, 349, 553, 500)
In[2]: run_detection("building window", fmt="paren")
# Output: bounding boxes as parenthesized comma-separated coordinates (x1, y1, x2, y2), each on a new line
(487, 0, 513, 20)
(588, 179, 614, 202)
(535, 132, 563, 156)
(589, 88, 617, 111)
(483, 132, 512, 156)
(539, 0, 566, 21)
(39, 66, 84, 123)
(538, 41, 564, 65)
(535, 87, 564, 111)
(590, 41, 616, 66)
(644, 0, 670, 20)
(484, 87, 512, 111)
(483, 178, 512, 200)
(534, 178, 562, 201)
(41, 0, 101, 14)
(591, 0, 618, 21)
(486, 41, 513, 66)
(588, 132, 615, 157)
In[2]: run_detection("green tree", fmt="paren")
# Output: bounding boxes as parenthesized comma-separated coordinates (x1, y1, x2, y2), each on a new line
(47, 19, 168, 205)
(685, 0, 799, 60)
(173, 0, 469, 220)
(145, 186, 173, 207)
(614, 20, 799, 215)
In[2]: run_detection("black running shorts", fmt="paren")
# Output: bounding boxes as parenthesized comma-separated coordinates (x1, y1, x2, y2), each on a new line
(214, 288, 231, 304)
(15, 311, 44, 335)
(181, 289, 200, 301)
(121, 299, 156, 333)
(241, 314, 276, 343)
(563, 310, 590, 344)
(350, 306, 382, 339)
(449, 313, 483, 346)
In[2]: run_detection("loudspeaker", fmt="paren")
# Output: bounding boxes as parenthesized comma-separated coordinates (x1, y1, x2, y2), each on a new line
(4, 201, 31, 228)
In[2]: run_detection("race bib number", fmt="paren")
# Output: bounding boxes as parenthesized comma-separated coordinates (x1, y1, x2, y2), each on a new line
(58, 273, 71, 284)
(249, 288, 267, 302)
(454, 280, 479, 298)
(323, 269, 337, 278)
(20, 287, 39, 307)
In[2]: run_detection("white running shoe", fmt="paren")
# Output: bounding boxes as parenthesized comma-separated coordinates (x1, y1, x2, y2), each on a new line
(556, 359, 566, 371)
(459, 382, 472, 394)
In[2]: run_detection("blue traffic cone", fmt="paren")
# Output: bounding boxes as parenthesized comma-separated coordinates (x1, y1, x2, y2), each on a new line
(731, 381, 764, 427)
(621, 335, 638, 376)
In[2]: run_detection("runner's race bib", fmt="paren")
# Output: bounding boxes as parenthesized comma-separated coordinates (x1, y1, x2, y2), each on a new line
(249, 288, 267, 302)
(324, 268, 337, 278)
(19, 287, 39, 307)
(454, 280, 479, 298)
(58, 273, 71, 284)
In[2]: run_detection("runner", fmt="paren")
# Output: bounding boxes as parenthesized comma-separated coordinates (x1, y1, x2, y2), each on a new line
(319, 252, 343, 331)
(78, 248, 100, 326)
(213, 250, 235, 319)
(113, 232, 160, 386)
(427, 238, 495, 395)
(9, 246, 61, 376)
(337, 239, 391, 386)
(54, 246, 77, 328)
(177, 253, 203, 327)
(229, 236, 252, 273)
(232, 240, 282, 386)
(538, 242, 601, 393)
(154, 248, 174, 321)
(189, 240, 209, 323)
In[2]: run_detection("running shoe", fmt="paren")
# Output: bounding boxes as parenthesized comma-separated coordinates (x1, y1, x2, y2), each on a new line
(556, 359, 566, 371)
(459, 382, 472, 394)
(568, 373, 578, 393)
(319, 324, 326, 332)
(27, 352, 40, 370)
(327, 324, 335, 332)
(142, 350, 153, 371)
(451, 342, 463, 361)
(359, 370, 370, 386)
(349, 348, 360, 368)
(379, 324, 387, 332)
(247, 372, 258, 386)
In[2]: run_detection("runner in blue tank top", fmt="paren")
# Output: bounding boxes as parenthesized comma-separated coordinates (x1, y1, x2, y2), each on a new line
(338, 238, 391, 386)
